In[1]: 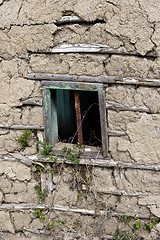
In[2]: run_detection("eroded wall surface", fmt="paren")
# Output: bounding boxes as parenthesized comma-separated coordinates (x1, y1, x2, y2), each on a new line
(0, 0, 160, 239)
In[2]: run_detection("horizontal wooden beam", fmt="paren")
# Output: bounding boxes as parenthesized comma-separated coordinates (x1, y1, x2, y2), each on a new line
(27, 73, 160, 87)
(0, 204, 152, 219)
(1, 152, 159, 171)
(108, 130, 126, 136)
(0, 124, 44, 130)
(54, 16, 83, 24)
(21, 97, 42, 106)
(30, 155, 160, 171)
(106, 101, 150, 112)
(38, 43, 156, 57)
(0, 124, 125, 137)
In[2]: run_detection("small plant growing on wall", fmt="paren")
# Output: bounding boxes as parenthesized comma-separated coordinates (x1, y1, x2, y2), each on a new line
(36, 140, 53, 158)
(34, 184, 46, 203)
(16, 129, 32, 149)
(33, 208, 45, 222)
(113, 215, 160, 240)
(62, 142, 84, 164)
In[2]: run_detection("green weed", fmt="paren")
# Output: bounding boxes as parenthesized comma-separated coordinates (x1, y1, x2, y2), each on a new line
(62, 146, 80, 164)
(16, 129, 32, 149)
(34, 184, 46, 202)
(76, 192, 83, 203)
(37, 140, 53, 158)
(49, 221, 55, 231)
(33, 208, 45, 222)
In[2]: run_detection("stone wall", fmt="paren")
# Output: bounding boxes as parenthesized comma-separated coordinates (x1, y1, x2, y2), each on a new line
(0, 0, 160, 239)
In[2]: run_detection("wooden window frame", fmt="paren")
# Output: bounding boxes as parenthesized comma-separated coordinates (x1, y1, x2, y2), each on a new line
(41, 81, 108, 157)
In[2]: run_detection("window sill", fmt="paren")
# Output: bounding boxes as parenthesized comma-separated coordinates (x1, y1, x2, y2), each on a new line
(52, 142, 104, 159)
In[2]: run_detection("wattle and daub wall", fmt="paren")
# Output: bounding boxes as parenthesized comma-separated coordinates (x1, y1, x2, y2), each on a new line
(0, 0, 160, 239)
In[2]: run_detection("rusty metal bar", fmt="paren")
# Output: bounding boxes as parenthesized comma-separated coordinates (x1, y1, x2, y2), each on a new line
(74, 91, 83, 145)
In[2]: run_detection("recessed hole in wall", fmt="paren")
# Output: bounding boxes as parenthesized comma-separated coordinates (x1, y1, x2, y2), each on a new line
(52, 89, 101, 146)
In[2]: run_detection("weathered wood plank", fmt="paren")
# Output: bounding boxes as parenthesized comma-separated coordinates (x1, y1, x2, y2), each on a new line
(42, 89, 58, 145)
(41, 163, 53, 196)
(54, 16, 83, 24)
(98, 91, 108, 157)
(0, 124, 125, 137)
(1, 152, 159, 172)
(106, 101, 150, 112)
(108, 130, 126, 136)
(41, 81, 103, 92)
(0, 203, 153, 218)
(30, 156, 160, 171)
(38, 43, 156, 57)
(0, 124, 44, 130)
(27, 73, 160, 87)
(21, 97, 42, 106)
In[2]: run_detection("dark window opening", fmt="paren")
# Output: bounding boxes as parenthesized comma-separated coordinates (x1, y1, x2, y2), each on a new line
(42, 81, 108, 157)
(51, 89, 101, 147)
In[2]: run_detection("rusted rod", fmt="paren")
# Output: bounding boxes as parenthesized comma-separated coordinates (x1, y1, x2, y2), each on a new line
(74, 91, 83, 145)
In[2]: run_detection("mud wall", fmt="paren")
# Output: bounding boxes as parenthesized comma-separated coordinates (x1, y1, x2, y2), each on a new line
(0, 0, 160, 239)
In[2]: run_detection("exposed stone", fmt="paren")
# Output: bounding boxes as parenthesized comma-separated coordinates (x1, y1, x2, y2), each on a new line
(11, 181, 27, 193)
(106, 86, 160, 113)
(109, 113, 160, 164)
(105, 55, 153, 78)
(92, 167, 116, 192)
(138, 0, 160, 22)
(29, 53, 108, 76)
(4, 131, 19, 152)
(148, 205, 160, 218)
(53, 24, 124, 49)
(0, 175, 12, 193)
(108, 111, 143, 131)
(21, 145, 37, 156)
(21, 107, 43, 126)
(116, 169, 160, 194)
(5, 179, 38, 203)
(52, 183, 78, 206)
(0, 60, 35, 106)
(0, 161, 31, 181)
(0, 0, 63, 29)
(0, 24, 57, 58)
(12, 211, 32, 231)
(5, 190, 37, 203)
(0, 211, 15, 233)
(103, 0, 155, 55)
(0, 190, 4, 204)
(29, 218, 44, 230)
(138, 196, 160, 206)
(148, 57, 160, 78)
(0, 129, 9, 135)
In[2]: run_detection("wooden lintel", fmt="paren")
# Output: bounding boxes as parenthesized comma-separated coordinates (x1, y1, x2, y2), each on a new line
(41, 81, 103, 92)
(27, 73, 160, 87)
(38, 43, 156, 57)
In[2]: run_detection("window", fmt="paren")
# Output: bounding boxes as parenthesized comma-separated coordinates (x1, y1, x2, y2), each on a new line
(42, 81, 108, 157)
